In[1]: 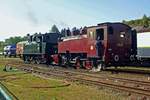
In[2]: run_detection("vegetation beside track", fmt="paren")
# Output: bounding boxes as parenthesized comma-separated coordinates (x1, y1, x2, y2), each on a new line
(0, 58, 129, 100)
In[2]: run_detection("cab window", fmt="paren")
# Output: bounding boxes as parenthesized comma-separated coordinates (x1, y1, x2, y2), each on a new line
(108, 26, 114, 35)
(96, 29, 104, 40)
(88, 31, 95, 39)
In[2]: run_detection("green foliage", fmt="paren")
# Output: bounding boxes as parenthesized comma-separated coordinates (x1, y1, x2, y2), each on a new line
(0, 41, 5, 52)
(0, 36, 26, 52)
(123, 14, 150, 28)
(5, 36, 26, 45)
(50, 25, 60, 33)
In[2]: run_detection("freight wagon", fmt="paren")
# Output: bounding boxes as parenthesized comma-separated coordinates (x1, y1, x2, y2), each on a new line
(3, 44, 16, 57)
(16, 41, 28, 58)
(137, 32, 150, 62)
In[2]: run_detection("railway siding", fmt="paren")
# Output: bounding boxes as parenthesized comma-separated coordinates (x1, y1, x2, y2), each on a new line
(7, 63, 150, 99)
(0, 59, 130, 100)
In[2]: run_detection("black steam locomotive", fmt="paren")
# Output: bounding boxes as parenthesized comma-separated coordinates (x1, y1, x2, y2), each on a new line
(23, 32, 61, 64)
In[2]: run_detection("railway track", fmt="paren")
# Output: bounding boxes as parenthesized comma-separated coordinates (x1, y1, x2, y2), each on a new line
(2, 60, 150, 75)
(7, 63, 150, 98)
(106, 68, 150, 75)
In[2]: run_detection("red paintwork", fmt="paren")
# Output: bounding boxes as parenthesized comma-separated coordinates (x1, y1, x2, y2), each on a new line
(58, 35, 99, 57)
(84, 61, 92, 69)
(58, 36, 88, 54)
(52, 54, 59, 64)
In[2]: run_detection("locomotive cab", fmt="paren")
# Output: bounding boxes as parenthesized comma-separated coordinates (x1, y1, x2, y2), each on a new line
(86, 23, 135, 68)
(87, 27, 105, 59)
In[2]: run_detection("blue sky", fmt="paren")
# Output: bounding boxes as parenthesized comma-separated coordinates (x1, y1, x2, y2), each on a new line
(0, 0, 149, 41)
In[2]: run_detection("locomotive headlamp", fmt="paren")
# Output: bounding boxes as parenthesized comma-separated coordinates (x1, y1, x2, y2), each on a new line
(90, 45, 94, 50)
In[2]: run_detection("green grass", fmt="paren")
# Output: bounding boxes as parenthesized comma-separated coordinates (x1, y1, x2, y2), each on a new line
(0, 55, 3, 58)
(0, 59, 129, 100)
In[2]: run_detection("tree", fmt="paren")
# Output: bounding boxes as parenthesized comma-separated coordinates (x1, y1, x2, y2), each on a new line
(0, 41, 5, 52)
(122, 14, 150, 28)
(5, 36, 26, 45)
(60, 29, 66, 37)
(142, 14, 149, 27)
(50, 25, 60, 33)
(122, 20, 126, 23)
